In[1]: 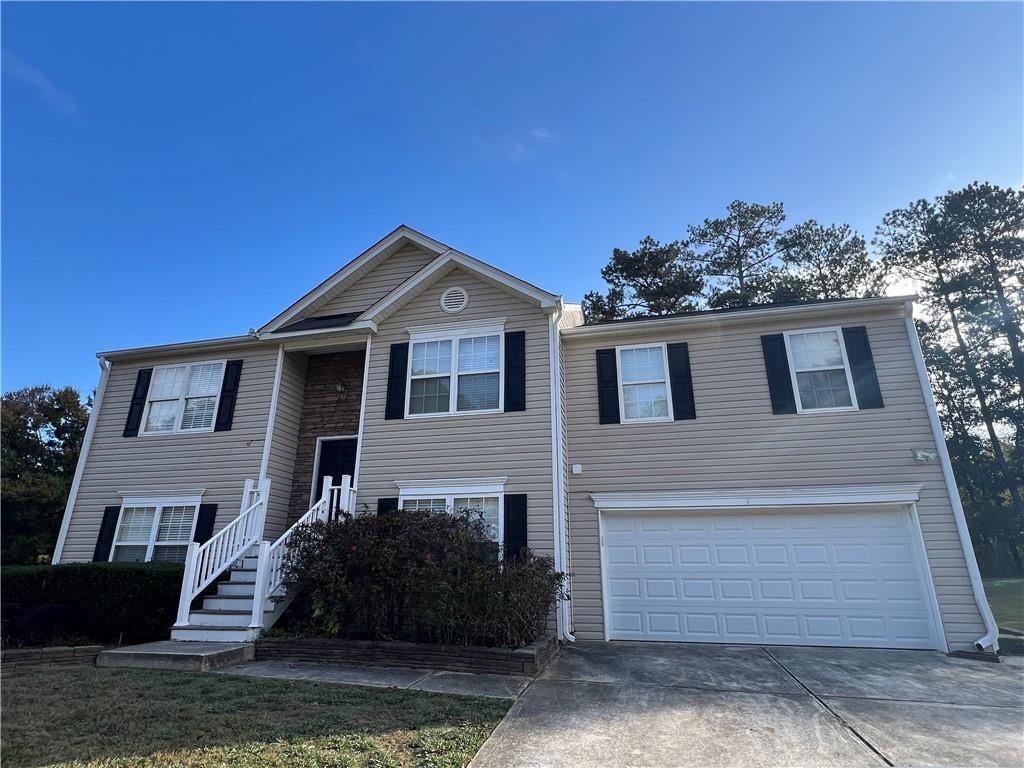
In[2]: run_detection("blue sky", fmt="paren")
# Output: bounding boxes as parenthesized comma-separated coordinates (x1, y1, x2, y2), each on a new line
(3, 2, 1021, 396)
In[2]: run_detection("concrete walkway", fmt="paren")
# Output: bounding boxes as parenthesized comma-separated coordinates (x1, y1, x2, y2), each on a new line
(214, 659, 531, 699)
(470, 642, 1024, 768)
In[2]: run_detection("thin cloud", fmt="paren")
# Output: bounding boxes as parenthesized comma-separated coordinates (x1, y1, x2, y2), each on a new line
(474, 127, 553, 165)
(2, 50, 80, 120)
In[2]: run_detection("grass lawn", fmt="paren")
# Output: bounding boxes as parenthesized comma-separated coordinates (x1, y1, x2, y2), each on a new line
(1, 666, 509, 768)
(984, 576, 1024, 635)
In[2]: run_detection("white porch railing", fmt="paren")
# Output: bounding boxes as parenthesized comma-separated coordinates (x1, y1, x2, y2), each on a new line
(174, 478, 270, 627)
(250, 474, 355, 628)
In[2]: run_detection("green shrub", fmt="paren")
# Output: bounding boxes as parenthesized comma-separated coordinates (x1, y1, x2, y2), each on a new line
(282, 509, 565, 648)
(1, 562, 184, 647)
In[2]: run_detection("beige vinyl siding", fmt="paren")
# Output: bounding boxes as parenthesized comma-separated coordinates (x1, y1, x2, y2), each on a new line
(262, 350, 308, 539)
(562, 305, 987, 651)
(356, 267, 557, 557)
(58, 345, 278, 563)
(304, 245, 437, 320)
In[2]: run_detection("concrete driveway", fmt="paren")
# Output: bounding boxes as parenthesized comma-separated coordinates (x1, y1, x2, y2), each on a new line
(470, 642, 1024, 768)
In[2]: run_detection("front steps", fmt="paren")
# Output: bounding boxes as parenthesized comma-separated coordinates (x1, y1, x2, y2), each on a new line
(170, 548, 288, 643)
(98, 641, 254, 671)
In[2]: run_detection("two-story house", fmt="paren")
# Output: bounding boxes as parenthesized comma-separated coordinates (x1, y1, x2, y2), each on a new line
(52, 226, 999, 655)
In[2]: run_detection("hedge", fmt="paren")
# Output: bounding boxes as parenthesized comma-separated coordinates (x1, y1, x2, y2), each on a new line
(1, 562, 184, 647)
(281, 508, 565, 648)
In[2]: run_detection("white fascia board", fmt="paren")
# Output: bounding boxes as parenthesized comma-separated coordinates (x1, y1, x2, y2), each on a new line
(97, 334, 262, 361)
(591, 483, 925, 511)
(258, 319, 378, 341)
(395, 477, 509, 498)
(360, 250, 560, 324)
(562, 296, 915, 341)
(259, 226, 450, 334)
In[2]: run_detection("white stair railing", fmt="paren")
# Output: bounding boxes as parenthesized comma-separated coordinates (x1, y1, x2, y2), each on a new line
(174, 477, 270, 627)
(250, 474, 355, 629)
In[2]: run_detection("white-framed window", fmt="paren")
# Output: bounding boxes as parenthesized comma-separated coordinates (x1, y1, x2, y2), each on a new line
(399, 494, 502, 542)
(406, 324, 504, 417)
(783, 327, 858, 412)
(616, 343, 673, 423)
(141, 360, 225, 434)
(110, 496, 201, 563)
(396, 478, 507, 545)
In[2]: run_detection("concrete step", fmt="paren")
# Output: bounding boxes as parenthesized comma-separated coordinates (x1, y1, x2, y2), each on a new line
(170, 625, 259, 643)
(188, 609, 269, 627)
(217, 582, 256, 597)
(98, 640, 254, 671)
(202, 596, 274, 613)
(229, 568, 257, 584)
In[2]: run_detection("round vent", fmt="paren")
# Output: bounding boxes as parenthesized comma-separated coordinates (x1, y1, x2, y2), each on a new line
(440, 286, 469, 314)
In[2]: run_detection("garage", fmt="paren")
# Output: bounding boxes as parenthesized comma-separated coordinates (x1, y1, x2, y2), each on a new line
(598, 492, 944, 650)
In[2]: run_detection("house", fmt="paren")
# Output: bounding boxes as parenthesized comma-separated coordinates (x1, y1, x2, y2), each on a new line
(52, 225, 999, 655)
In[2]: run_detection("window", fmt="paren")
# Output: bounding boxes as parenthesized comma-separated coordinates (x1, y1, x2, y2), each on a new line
(407, 326, 503, 416)
(616, 344, 673, 422)
(110, 497, 200, 563)
(784, 328, 858, 412)
(399, 494, 502, 542)
(142, 360, 225, 434)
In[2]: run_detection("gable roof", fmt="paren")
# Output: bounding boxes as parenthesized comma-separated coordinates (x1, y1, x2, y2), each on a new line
(260, 225, 561, 337)
(259, 225, 450, 334)
(359, 248, 560, 325)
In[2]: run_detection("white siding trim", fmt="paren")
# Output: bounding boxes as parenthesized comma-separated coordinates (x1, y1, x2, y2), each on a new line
(591, 483, 925, 511)
(549, 309, 574, 640)
(258, 345, 285, 482)
(395, 478, 508, 497)
(52, 358, 111, 563)
(909, 501, 951, 653)
(353, 335, 372, 492)
(903, 303, 999, 652)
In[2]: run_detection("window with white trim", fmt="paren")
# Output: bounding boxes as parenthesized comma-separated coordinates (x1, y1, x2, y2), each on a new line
(616, 344, 673, 422)
(142, 360, 225, 434)
(784, 328, 857, 411)
(398, 494, 502, 543)
(110, 498, 200, 563)
(407, 327, 503, 416)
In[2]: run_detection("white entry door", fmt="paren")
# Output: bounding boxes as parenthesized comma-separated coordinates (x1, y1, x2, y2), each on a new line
(601, 506, 941, 649)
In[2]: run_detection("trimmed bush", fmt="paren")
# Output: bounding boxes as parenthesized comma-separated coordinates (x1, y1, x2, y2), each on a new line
(282, 509, 565, 648)
(1, 562, 184, 647)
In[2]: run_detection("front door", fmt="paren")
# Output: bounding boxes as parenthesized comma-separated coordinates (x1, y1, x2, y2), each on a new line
(314, 438, 357, 500)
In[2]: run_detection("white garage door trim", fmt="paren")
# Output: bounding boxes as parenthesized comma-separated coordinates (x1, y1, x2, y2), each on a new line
(595, 485, 947, 652)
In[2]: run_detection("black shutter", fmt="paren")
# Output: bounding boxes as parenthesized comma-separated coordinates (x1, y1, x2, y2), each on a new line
(666, 342, 696, 420)
(92, 506, 121, 562)
(842, 326, 884, 409)
(193, 504, 217, 543)
(122, 369, 152, 437)
(503, 494, 528, 561)
(384, 343, 409, 420)
(595, 349, 620, 424)
(761, 334, 797, 414)
(377, 497, 399, 516)
(504, 331, 526, 412)
(214, 360, 243, 432)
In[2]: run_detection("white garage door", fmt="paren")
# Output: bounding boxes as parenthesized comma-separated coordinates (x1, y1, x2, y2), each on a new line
(601, 506, 940, 649)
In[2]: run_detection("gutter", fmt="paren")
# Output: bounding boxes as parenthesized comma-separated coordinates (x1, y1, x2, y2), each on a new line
(52, 357, 111, 563)
(562, 295, 914, 340)
(903, 300, 1000, 653)
(548, 305, 575, 642)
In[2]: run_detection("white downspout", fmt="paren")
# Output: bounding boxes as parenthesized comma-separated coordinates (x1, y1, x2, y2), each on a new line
(52, 356, 111, 563)
(549, 307, 575, 641)
(904, 301, 999, 653)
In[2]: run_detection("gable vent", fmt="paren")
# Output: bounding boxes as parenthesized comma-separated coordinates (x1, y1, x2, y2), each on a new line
(440, 286, 469, 314)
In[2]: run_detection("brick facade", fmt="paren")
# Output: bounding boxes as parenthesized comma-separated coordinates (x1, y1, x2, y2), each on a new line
(287, 351, 365, 523)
